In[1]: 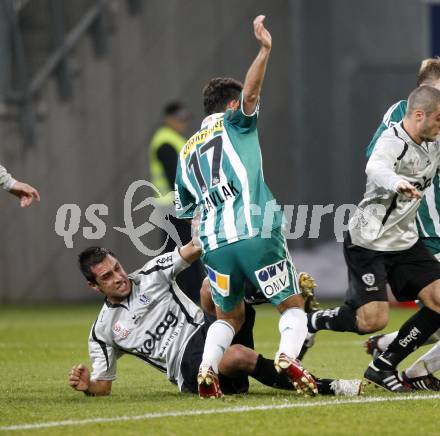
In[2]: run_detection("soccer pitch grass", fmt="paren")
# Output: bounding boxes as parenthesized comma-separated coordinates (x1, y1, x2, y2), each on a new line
(1, 304, 439, 435)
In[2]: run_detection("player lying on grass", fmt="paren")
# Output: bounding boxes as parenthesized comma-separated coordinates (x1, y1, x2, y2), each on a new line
(0, 163, 40, 207)
(68, 240, 361, 397)
(304, 86, 440, 392)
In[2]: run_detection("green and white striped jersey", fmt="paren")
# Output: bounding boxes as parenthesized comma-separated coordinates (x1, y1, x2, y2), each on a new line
(174, 95, 283, 253)
(367, 99, 440, 240)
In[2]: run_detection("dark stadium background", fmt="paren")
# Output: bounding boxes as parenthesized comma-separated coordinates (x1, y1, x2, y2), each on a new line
(0, 0, 436, 302)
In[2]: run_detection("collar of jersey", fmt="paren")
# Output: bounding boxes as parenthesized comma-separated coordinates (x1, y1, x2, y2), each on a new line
(398, 120, 434, 149)
(104, 298, 129, 309)
(201, 112, 224, 128)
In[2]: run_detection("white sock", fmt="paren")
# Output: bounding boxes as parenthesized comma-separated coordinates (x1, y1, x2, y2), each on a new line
(377, 332, 398, 351)
(405, 341, 440, 378)
(278, 308, 308, 359)
(201, 320, 235, 374)
(426, 328, 440, 344)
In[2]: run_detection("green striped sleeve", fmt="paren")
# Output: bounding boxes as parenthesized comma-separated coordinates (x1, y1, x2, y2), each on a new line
(366, 100, 407, 158)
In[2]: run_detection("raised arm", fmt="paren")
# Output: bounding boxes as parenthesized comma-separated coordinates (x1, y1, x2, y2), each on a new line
(242, 15, 272, 115)
(179, 211, 202, 264)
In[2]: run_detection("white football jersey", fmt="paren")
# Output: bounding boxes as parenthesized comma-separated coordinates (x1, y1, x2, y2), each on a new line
(88, 248, 204, 390)
(350, 121, 440, 251)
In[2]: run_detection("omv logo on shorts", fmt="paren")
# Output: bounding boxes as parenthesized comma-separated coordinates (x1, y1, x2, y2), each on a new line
(207, 267, 230, 297)
(255, 260, 290, 298)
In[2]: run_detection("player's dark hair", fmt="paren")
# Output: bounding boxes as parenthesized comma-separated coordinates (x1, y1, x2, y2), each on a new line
(407, 85, 440, 116)
(417, 58, 440, 86)
(78, 246, 115, 284)
(202, 77, 243, 115)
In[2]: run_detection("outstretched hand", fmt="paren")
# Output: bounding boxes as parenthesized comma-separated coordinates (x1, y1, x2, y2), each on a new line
(253, 15, 271, 50)
(9, 181, 40, 207)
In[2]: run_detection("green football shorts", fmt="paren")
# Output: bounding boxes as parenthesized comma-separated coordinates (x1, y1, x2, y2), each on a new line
(202, 227, 300, 312)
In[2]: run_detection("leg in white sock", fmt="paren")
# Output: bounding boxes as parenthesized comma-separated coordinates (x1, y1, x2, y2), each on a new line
(405, 341, 440, 378)
(278, 307, 308, 359)
(200, 320, 235, 374)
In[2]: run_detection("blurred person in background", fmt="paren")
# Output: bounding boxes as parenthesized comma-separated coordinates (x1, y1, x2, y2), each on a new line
(0, 163, 40, 207)
(149, 101, 203, 302)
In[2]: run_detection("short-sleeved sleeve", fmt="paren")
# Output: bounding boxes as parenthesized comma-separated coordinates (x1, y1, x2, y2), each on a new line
(224, 92, 259, 133)
(366, 100, 407, 158)
(136, 247, 190, 283)
(88, 325, 122, 381)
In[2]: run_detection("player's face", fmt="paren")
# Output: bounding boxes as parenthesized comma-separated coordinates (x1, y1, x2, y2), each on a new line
(419, 105, 440, 141)
(89, 255, 131, 303)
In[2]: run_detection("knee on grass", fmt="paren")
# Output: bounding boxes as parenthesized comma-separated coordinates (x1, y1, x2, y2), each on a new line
(219, 344, 257, 375)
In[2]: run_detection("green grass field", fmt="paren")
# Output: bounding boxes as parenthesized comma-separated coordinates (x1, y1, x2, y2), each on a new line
(0, 303, 439, 435)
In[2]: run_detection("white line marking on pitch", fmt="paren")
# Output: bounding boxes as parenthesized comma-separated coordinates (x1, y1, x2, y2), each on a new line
(255, 340, 363, 347)
(1, 394, 439, 431)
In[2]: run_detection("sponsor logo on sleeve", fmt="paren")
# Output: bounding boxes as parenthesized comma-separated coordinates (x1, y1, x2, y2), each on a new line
(255, 260, 290, 299)
(156, 254, 173, 265)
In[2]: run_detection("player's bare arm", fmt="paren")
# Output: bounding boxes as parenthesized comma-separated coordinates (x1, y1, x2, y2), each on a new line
(178, 239, 202, 264)
(68, 364, 112, 396)
(179, 209, 202, 264)
(242, 15, 272, 115)
(200, 277, 216, 316)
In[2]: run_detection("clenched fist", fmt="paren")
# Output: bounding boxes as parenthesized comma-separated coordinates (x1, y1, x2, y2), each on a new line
(68, 364, 90, 392)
